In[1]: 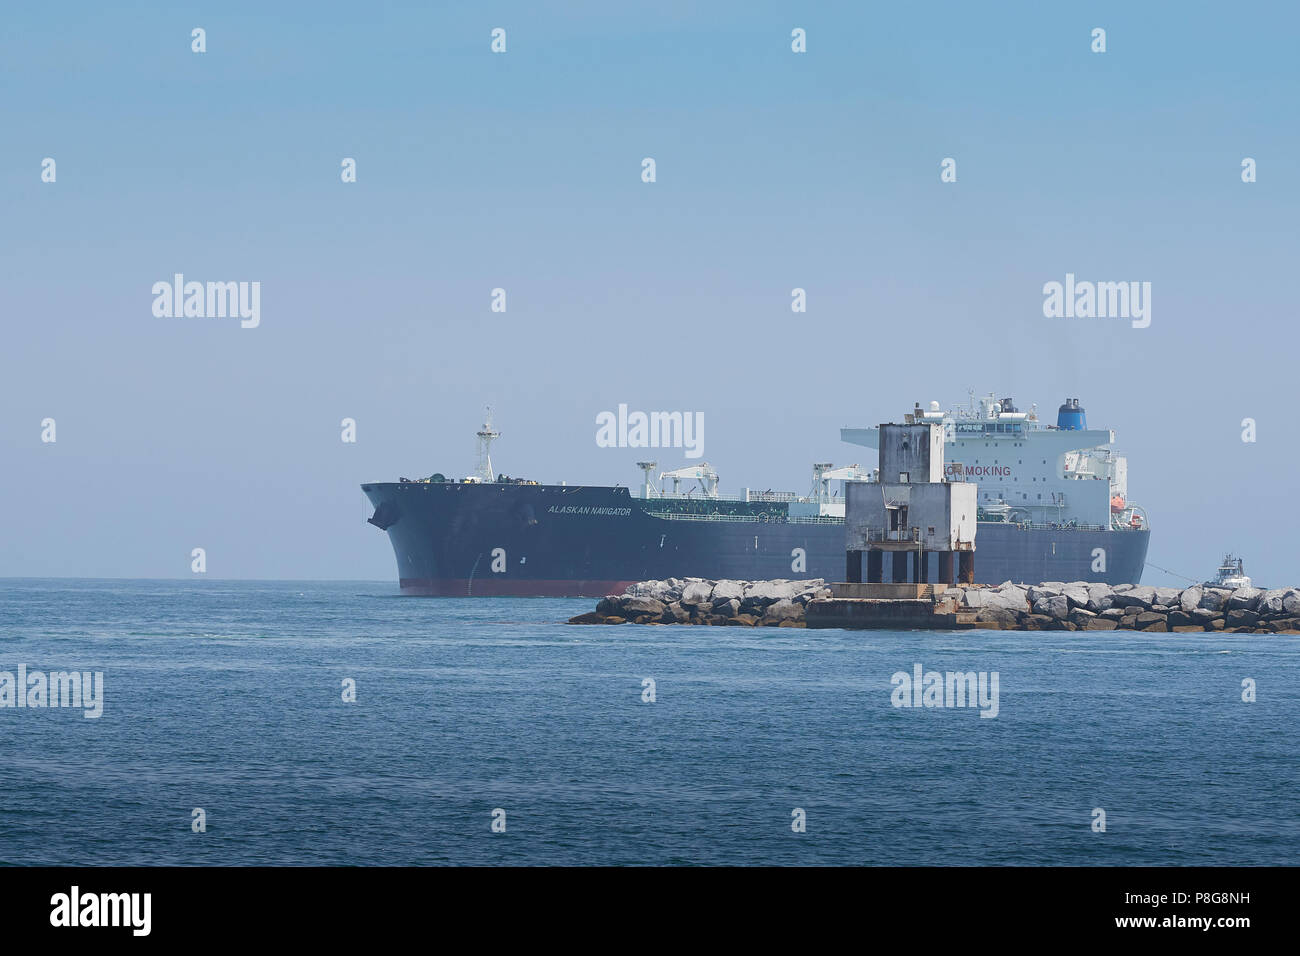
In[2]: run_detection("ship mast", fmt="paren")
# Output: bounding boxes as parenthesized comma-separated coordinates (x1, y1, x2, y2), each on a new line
(475, 407, 500, 482)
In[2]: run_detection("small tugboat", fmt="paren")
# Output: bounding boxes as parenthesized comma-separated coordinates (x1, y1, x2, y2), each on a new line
(1207, 554, 1252, 590)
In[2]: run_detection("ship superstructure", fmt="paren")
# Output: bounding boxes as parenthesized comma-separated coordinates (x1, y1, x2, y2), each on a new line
(841, 392, 1147, 533)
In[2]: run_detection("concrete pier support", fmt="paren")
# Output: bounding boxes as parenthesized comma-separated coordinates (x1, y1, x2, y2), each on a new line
(959, 551, 975, 585)
(938, 551, 954, 587)
(846, 549, 863, 584)
(892, 552, 908, 584)
(866, 551, 883, 584)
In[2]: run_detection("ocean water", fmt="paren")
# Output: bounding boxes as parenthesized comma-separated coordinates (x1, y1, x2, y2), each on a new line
(0, 578, 1296, 866)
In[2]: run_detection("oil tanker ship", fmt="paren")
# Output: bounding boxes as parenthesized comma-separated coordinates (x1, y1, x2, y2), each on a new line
(362, 393, 1150, 596)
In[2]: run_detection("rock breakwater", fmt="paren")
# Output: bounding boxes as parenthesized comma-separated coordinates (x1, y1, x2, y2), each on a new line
(567, 578, 831, 627)
(568, 578, 1300, 633)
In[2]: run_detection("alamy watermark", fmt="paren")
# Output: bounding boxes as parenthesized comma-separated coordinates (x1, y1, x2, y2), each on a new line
(50, 886, 150, 936)
(890, 663, 999, 718)
(595, 404, 704, 459)
(152, 274, 260, 328)
(1042, 273, 1150, 328)
(0, 665, 103, 718)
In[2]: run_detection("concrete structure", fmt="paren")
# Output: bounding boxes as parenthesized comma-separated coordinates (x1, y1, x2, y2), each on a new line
(843, 422, 977, 587)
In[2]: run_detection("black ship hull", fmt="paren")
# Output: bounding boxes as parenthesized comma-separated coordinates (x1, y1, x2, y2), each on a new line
(362, 482, 1150, 597)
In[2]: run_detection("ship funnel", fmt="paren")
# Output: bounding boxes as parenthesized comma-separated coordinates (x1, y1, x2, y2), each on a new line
(1056, 397, 1087, 430)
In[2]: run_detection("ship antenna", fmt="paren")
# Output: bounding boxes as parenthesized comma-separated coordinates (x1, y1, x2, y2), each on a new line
(475, 406, 500, 482)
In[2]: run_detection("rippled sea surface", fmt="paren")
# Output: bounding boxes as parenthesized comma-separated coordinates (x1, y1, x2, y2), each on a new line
(0, 579, 1296, 865)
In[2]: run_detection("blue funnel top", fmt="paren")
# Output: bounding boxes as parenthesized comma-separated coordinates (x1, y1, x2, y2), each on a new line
(1057, 398, 1086, 430)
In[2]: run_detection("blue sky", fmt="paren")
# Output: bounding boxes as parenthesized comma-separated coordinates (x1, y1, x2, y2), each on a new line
(2, 1, 1297, 583)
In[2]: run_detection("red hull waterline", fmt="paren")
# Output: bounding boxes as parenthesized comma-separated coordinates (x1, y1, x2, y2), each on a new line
(399, 578, 638, 597)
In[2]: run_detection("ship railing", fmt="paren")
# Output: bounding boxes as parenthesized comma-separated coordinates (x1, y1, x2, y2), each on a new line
(648, 491, 809, 504)
(865, 528, 922, 543)
(1003, 520, 1110, 532)
(647, 512, 763, 523)
(645, 511, 842, 525)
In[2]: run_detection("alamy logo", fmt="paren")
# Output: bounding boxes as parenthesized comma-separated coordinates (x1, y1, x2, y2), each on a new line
(595, 404, 704, 459)
(0, 665, 103, 718)
(50, 886, 150, 936)
(152, 274, 261, 328)
(1042, 273, 1150, 328)
(890, 663, 999, 718)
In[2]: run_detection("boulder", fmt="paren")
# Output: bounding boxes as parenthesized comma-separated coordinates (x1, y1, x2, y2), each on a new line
(681, 581, 713, 606)
(622, 597, 666, 618)
(727, 614, 760, 626)
(1122, 586, 1157, 610)
(1199, 589, 1231, 611)
(712, 597, 741, 618)
(1135, 611, 1166, 628)
(1033, 594, 1071, 621)
(1227, 608, 1259, 627)
(1191, 608, 1220, 622)
(1061, 584, 1090, 608)
(761, 600, 803, 626)
(711, 580, 745, 602)
(1027, 584, 1062, 603)
(974, 606, 1020, 629)
(1100, 608, 1127, 619)
(745, 580, 799, 602)
(567, 611, 605, 624)
(963, 589, 991, 609)
(1153, 587, 1182, 607)
(987, 587, 1029, 611)
(664, 602, 691, 624)
(1068, 607, 1097, 627)
(1022, 614, 1056, 630)
(1119, 614, 1139, 629)
(1285, 591, 1300, 615)
(1179, 587, 1203, 613)
(1167, 610, 1195, 628)
(1266, 618, 1300, 633)
(596, 596, 621, 616)
(602, 616, 626, 625)
(1083, 617, 1119, 631)
(1227, 587, 1263, 611)
(1085, 584, 1115, 612)
(1256, 588, 1290, 616)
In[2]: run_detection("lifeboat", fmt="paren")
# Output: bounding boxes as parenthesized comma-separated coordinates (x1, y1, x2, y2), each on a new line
(1110, 494, 1126, 513)
(1129, 513, 1143, 529)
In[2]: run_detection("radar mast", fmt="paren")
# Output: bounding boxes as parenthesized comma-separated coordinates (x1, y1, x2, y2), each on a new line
(475, 407, 500, 482)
